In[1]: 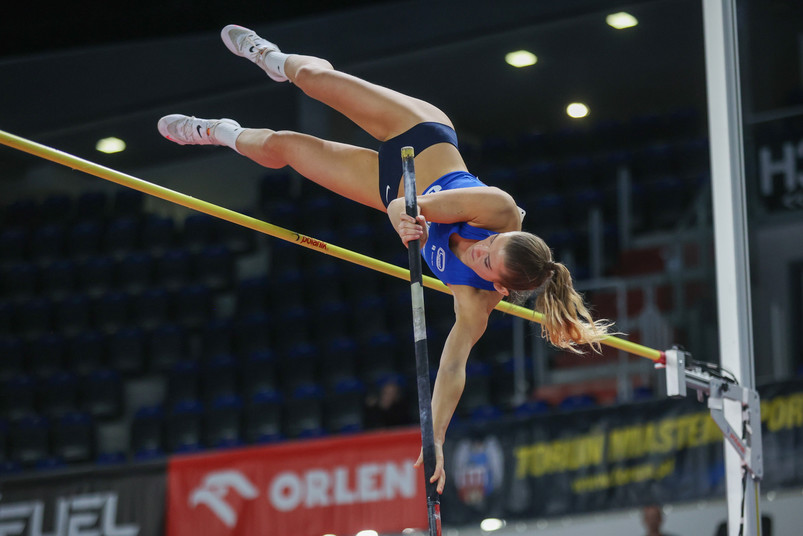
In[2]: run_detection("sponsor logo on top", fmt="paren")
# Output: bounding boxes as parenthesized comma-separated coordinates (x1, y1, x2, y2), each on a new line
(453, 437, 505, 508)
(188, 461, 417, 527)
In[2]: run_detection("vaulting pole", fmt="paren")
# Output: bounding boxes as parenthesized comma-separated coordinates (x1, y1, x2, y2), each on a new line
(401, 146, 441, 536)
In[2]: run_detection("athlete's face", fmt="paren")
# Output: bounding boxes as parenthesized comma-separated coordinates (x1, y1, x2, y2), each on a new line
(465, 232, 512, 292)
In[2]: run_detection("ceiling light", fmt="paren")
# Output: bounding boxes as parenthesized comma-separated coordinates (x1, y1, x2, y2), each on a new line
(606, 12, 638, 29)
(480, 518, 506, 532)
(566, 102, 590, 118)
(355, 531, 378, 536)
(96, 137, 126, 154)
(505, 50, 537, 68)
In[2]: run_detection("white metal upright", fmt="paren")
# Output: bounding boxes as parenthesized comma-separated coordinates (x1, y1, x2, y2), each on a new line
(701, 0, 762, 535)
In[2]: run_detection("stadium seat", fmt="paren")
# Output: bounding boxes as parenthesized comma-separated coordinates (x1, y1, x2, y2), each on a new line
(67, 330, 106, 376)
(201, 318, 234, 358)
(0, 227, 27, 264)
(75, 191, 108, 222)
(80, 369, 122, 419)
(469, 404, 503, 423)
(312, 299, 350, 344)
(204, 394, 244, 448)
(154, 248, 192, 290)
(103, 217, 140, 259)
(116, 252, 153, 293)
(0, 302, 11, 336)
(39, 194, 73, 224)
(202, 354, 239, 404)
(459, 362, 493, 416)
(350, 295, 388, 342)
(107, 326, 146, 375)
(303, 262, 343, 304)
(68, 221, 103, 259)
(91, 291, 130, 332)
(283, 387, 325, 439)
(269, 269, 304, 311)
(41, 259, 77, 298)
(141, 215, 175, 253)
(148, 323, 186, 373)
(39, 371, 79, 417)
(52, 412, 94, 463)
(277, 306, 311, 351)
(26, 333, 65, 378)
(131, 406, 164, 454)
(2, 262, 37, 301)
(324, 380, 365, 434)
(113, 188, 144, 218)
(0, 418, 8, 463)
(0, 375, 37, 420)
(130, 287, 170, 329)
(320, 336, 359, 388)
(95, 451, 127, 465)
(0, 337, 24, 381)
(358, 331, 399, 383)
(217, 218, 255, 255)
(243, 390, 283, 443)
(241, 350, 279, 399)
(232, 312, 272, 356)
(165, 400, 204, 453)
(77, 255, 115, 296)
(165, 360, 201, 408)
(279, 342, 319, 392)
(9, 416, 50, 468)
(16, 297, 53, 338)
(183, 213, 217, 252)
(30, 224, 66, 262)
(4, 199, 39, 227)
(173, 285, 212, 329)
(195, 245, 233, 291)
(513, 399, 551, 418)
(235, 276, 270, 316)
(559, 394, 597, 411)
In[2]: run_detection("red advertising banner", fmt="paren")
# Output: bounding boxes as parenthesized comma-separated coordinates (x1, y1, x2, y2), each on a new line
(166, 427, 427, 536)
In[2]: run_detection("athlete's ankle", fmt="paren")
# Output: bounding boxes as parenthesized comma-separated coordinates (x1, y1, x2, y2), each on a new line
(211, 121, 244, 154)
(261, 51, 290, 81)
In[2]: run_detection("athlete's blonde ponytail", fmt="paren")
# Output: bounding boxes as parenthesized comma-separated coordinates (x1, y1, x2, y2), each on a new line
(500, 232, 613, 354)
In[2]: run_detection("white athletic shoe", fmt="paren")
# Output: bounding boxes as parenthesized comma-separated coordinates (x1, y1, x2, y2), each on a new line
(157, 114, 240, 146)
(220, 24, 288, 82)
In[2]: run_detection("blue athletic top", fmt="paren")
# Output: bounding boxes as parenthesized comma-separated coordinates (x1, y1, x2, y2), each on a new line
(421, 171, 497, 291)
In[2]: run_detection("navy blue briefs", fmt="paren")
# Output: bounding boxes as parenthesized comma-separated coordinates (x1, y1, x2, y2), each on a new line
(377, 122, 459, 208)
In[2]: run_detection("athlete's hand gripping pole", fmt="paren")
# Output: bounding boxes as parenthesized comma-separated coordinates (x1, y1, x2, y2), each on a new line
(402, 146, 442, 536)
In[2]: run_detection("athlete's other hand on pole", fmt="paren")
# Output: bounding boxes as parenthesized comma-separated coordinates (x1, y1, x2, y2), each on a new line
(387, 197, 428, 248)
(414, 443, 445, 494)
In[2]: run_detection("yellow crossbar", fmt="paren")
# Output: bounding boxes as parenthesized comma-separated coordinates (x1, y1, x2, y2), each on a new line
(0, 129, 664, 362)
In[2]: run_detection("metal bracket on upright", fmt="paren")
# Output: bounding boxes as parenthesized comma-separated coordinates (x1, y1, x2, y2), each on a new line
(661, 345, 763, 480)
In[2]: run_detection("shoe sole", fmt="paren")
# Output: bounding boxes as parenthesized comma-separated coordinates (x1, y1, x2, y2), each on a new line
(220, 24, 287, 82)
(157, 115, 240, 146)
(220, 24, 252, 58)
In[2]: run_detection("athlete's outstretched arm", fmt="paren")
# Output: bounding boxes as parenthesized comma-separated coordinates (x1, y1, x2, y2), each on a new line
(414, 285, 502, 493)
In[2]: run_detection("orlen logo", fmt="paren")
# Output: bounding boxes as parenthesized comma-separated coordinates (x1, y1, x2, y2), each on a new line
(189, 462, 417, 526)
(299, 235, 327, 250)
(189, 471, 259, 528)
(269, 462, 417, 512)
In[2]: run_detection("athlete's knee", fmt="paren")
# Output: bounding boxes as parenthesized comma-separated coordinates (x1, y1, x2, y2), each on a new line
(290, 58, 335, 85)
(257, 130, 293, 168)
